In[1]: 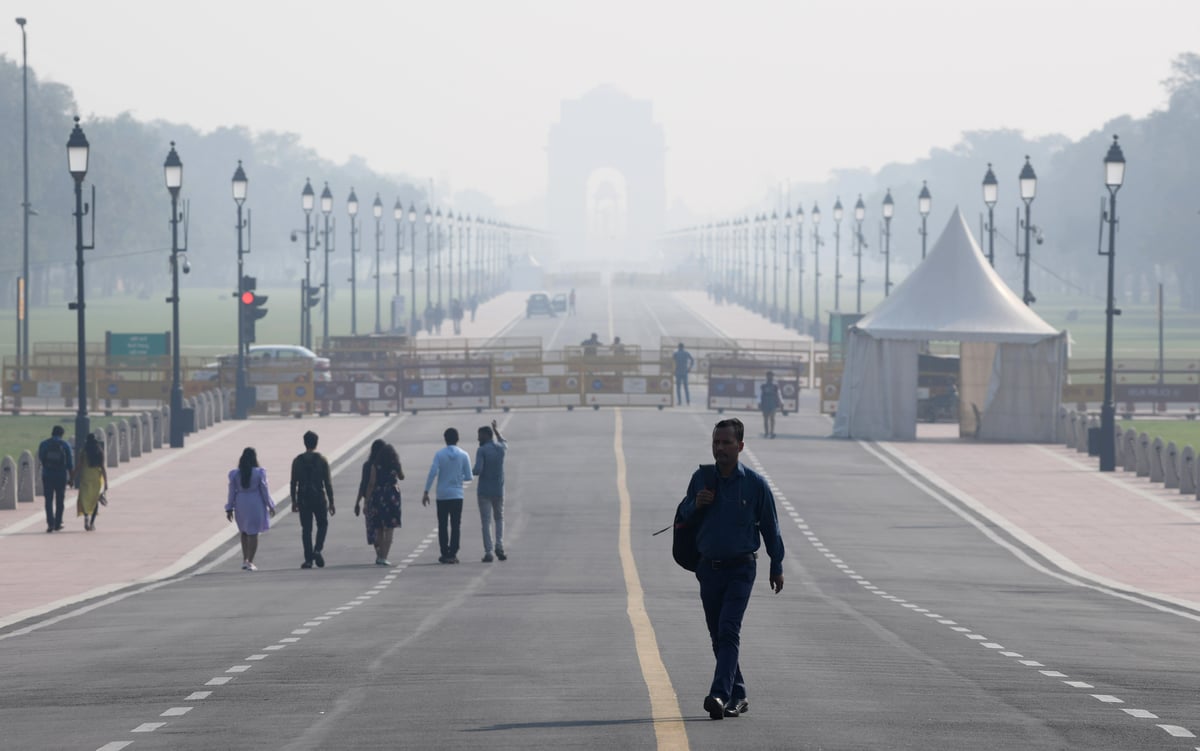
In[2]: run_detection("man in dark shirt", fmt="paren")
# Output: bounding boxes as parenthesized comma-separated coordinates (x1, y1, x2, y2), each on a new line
(672, 343, 695, 406)
(678, 417, 784, 720)
(473, 419, 508, 562)
(290, 430, 336, 568)
(38, 425, 74, 533)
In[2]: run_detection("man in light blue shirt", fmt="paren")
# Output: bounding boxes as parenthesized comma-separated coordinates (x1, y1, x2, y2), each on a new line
(474, 419, 508, 563)
(422, 427, 473, 564)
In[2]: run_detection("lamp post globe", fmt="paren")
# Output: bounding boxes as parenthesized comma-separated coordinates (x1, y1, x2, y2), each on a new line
(164, 142, 185, 448)
(1099, 136, 1126, 472)
(67, 117, 91, 451)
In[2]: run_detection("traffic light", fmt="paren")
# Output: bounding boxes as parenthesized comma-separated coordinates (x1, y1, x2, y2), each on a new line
(240, 275, 268, 344)
(306, 284, 321, 309)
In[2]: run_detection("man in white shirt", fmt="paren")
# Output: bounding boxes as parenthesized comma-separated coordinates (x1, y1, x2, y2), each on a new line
(423, 427, 473, 564)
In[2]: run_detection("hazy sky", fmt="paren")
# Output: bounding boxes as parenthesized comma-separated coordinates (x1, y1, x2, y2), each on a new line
(4, 0, 1196, 215)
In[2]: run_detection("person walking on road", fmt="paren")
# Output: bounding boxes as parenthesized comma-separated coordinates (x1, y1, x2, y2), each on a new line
(568, 288, 576, 315)
(356, 441, 404, 566)
(38, 425, 74, 533)
(759, 371, 781, 439)
(474, 419, 508, 563)
(422, 427, 472, 564)
(72, 434, 108, 532)
(672, 342, 695, 406)
(676, 417, 784, 720)
(290, 430, 336, 569)
(225, 447, 275, 571)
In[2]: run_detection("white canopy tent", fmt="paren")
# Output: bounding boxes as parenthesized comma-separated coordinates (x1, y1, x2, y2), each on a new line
(832, 209, 1066, 441)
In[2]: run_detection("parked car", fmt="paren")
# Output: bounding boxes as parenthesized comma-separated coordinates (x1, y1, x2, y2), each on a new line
(551, 292, 568, 313)
(526, 292, 556, 318)
(204, 345, 332, 382)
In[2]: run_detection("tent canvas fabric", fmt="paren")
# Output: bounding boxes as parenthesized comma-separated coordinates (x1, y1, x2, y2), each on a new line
(832, 209, 1065, 442)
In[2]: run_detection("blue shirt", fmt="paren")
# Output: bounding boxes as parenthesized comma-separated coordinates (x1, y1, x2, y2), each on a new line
(38, 436, 74, 479)
(679, 462, 785, 577)
(424, 444, 472, 500)
(672, 349, 695, 377)
(473, 438, 507, 497)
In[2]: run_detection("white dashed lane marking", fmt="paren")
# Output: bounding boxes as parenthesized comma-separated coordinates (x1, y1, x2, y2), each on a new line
(743, 450, 1199, 747)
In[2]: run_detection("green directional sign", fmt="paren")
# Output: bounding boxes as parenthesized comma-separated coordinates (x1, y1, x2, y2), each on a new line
(106, 332, 170, 357)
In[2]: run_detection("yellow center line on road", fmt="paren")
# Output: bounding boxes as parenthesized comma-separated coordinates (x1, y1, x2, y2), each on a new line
(614, 409, 689, 750)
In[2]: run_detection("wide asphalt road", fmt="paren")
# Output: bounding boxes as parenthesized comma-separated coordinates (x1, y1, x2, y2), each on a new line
(3, 285, 1199, 750)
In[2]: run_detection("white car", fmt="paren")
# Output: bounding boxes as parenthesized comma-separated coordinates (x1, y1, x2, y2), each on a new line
(209, 345, 332, 382)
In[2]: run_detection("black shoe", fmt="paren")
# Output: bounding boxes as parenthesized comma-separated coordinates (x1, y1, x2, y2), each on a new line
(450, 557, 460, 564)
(300, 561, 313, 569)
(495, 547, 507, 561)
(703, 696, 726, 720)
(46, 525, 54, 533)
(482, 552, 494, 563)
(438, 555, 451, 564)
(725, 698, 749, 717)
(54, 524, 64, 531)
(314, 551, 325, 568)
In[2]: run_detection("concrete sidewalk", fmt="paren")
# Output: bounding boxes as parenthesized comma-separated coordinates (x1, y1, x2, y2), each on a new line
(687, 293, 1200, 615)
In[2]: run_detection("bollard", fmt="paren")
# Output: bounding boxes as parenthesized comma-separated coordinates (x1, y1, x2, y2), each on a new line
(105, 424, 119, 468)
(151, 409, 164, 449)
(141, 412, 153, 453)
(1180, 446, 1196, 494)
(1149, 437, 1166, 483)
(1059, 407, 1070, 447)
(1122, 429, 1138, 473)
(203, 392, 213, 428)
(1164, 441, 1179, 489)
(1066, 413, 1078, 449)
(1114, 424, 1124, 466)
(0, 456, 16, 510)
(1076, 415, 1093, 454)
(129, 418, 141, 458)
(118, 419, 131, 463)
(17, 450, 35, 504)
(212, 389, 223, 423)
(1135, 432, 1151, 477)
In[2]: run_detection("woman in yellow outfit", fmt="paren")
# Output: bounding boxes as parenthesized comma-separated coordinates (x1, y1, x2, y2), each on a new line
(72, 434, 108, 531)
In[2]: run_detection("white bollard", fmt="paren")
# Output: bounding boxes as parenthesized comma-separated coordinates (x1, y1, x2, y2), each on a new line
(0, 456, 16, 510)
(141, 412, 153, 453)
(1122, 429, 1138, 473)
(17, 450, 36, 504)
(1136, 432, 1151, 477)
(105, 424, 119, 468)
(118, 419, 131, 463)
(1164, 441, 1179, 489)
(1150, 437, 1165, 483)
(129, 418, 141, 458)
(1180, 446, 1196, 494)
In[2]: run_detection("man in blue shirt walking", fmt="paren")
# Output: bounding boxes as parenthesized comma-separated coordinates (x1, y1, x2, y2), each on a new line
(672, 342, 695, 406)
(38, 425, 74, 533)
(678, 417, 785, 720)
(474, 419, 508, 563)
(422, 427, 473, 564)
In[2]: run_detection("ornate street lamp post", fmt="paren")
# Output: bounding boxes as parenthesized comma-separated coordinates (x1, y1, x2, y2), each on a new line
(393, 198, 403, 331)
(66, 118, 92, 451)
(982, 164, 998, 267)
(882, 190, 894, 297)
(853, 196, 866, 313)
(1018, 157, 1038, 305)
(164, 142, 186, 448)
(373, 194, 383, 334)
(832, 198, 843, 311)
(812, 203, 823, 341)
(783, 210, 792, 325)
(347, 188, 360, 335)
(918, 181, 931, 260)
(423, 207, 433, 325)
(232, 161, 250, 419)
(1099, 136, 1126, 472)
(301, 180, 315, 349)
(408, 204, 418, 335)
(17, 18, 31, 375)
(320, 182, 334, 347)
(794, 205, 805, 333)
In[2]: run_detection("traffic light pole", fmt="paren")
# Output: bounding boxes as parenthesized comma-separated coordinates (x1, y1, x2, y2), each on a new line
(234, 200, 248, 419)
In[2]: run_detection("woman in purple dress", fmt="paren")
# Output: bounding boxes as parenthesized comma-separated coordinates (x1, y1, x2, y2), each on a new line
(225, 447, 275, 571)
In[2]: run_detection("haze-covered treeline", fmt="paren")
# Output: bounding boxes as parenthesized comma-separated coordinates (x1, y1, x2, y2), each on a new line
(0, 56, 502, 310)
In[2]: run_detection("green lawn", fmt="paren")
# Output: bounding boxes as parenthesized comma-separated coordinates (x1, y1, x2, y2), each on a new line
(0, 415, 72, 461)
(1119, 419, 1200, 449)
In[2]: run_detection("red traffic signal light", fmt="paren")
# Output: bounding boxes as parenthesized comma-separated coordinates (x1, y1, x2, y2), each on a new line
(241, 291, 256, 305)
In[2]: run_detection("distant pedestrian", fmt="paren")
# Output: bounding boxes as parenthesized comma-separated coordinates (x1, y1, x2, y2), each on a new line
(225, 447, 275, 571)
(450, 298, 464, 334)
(612, 336, 626, 356)
(474, 420, 508, 563)
(38, 425, 74, 533)
(673, 342, 695, 406)
(355, 440, 404, 566)
(760, 371, 780, 438)
(290, 430, 336, 569)
(469, 293, 478, 322)
(581, 332, 601, 357)
(72, 433, 108, 532)
(677, 417, 784, 720)
(568, 288, 576, 315)
(422, 427, 473, 564)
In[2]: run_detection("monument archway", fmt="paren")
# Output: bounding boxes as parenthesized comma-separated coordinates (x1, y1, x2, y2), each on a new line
(547, 86, 666, 267)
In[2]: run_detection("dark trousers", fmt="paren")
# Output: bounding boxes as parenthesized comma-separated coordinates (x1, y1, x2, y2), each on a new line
(43, 475, 66, 528)
(436, 498, 463, 557)
(299, 503, 329, 563)
(696, 559, 756, 702)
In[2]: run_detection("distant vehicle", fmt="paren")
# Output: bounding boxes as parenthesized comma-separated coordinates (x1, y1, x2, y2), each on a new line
(204, 344, 332, 382)
(551, 293, 568, 313)
(526, 292, 556, 318)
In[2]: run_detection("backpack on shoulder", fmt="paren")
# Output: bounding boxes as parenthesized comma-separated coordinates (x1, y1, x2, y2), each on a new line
(656, 464, 716, 572)
(42, 440, 66, 472)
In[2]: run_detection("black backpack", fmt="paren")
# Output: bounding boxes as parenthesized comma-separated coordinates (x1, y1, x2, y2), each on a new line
(42, 440, 66, 472)
(670, 464, 717, 572)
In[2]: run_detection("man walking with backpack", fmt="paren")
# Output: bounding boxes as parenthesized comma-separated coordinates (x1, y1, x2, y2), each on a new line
(290, 430, 336, 568)
(38, 425, 74, 533)
(676, 417, 784, 720)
